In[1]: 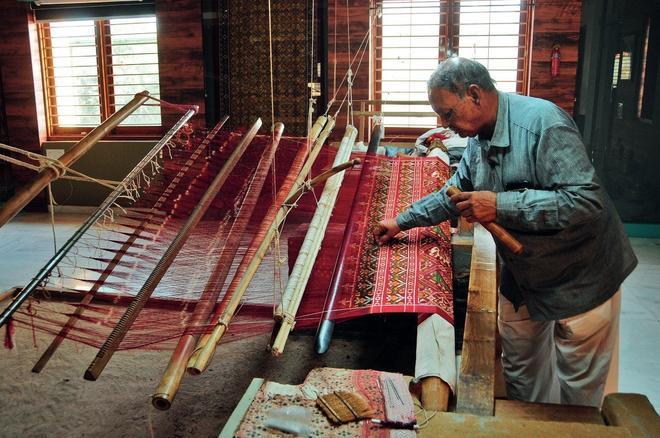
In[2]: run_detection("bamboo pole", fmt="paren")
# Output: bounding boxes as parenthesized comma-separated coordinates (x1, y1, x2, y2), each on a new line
(0, 91, 151, 229)
(421, 376, 451, 412)
(31, 113, 222, 374)
(315, 123, 384, 354)
(83, 118, 262, 381)
(150, 123, 284, 411)
(186, 116, 335, 374)
(270, 125, 358, 355)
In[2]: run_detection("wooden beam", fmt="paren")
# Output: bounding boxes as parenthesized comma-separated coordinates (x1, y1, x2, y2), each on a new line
(495, 399, 604, 425)
(456, 224, 497, 416)
(218, 378, 264, 437)
(417, 411, 631, 437)
(601, 393, 660, 437)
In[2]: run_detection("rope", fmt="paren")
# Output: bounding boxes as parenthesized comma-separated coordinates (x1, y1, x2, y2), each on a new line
(0, 143, 122, 191)
(136, 92, 198, 113)
(305, 0, 317, 167)
(46, 183, 62, 276)
(333, 0, 338, 96)
(267, 0, 276, 131)
(345, 0, 354, 126)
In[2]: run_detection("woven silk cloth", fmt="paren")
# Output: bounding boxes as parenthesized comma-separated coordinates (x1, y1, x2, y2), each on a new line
(327, 155, 453, 324)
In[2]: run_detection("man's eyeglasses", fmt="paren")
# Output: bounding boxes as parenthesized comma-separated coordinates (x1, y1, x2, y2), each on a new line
(439, 107, 456, 124)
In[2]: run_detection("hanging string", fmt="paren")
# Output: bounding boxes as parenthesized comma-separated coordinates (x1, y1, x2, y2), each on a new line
(136, 92, 199, 114)
(46, 183, 63, 277)
(332, 26, 371, 120)
(266, 0, 286, 305)
(267, 0, 276, 131)
(325, 11, 378, 118)
(333, 0, 338, 96)
(304, 0, 318, 177)
(345, 0, 354, 126)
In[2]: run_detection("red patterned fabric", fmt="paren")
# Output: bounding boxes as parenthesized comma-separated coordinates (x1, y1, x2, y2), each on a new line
(295, 155, 453, 327)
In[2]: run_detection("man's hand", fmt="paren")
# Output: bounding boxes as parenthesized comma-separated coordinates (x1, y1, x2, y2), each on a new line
(373, 217, 401, 245)
(449, 190, 497, 223)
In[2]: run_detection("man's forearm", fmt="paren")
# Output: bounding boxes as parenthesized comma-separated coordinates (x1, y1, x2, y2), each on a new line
(397, 188, 457, 230)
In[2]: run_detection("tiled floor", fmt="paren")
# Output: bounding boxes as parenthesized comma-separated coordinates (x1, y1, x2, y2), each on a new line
(1, 212, 659, 411)
(620, 237, 660, 410)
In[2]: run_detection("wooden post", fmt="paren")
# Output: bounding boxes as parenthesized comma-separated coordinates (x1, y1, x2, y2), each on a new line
(421, 376, 451, 412)
(455, 224, 497, 416)
(0, 91, 150, 229)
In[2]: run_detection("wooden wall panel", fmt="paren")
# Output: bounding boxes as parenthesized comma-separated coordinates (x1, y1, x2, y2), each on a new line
(0, 1, 46, 208)
(529, 0, 582, 114)
(155, 0, 205, 129)
(327, 0, 372, 140)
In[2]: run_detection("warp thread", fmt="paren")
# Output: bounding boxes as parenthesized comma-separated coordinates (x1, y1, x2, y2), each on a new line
(3, 317, 14, 349)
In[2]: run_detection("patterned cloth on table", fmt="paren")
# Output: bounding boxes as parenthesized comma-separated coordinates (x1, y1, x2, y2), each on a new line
(234, 367, 416, 437)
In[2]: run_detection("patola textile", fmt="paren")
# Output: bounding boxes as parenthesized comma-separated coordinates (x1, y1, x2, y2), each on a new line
(295, 155, 453, 326)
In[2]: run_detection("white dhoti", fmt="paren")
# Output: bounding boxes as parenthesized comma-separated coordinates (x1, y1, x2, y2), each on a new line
(414, 314, 457, 393)
(497, 289, 621, 407)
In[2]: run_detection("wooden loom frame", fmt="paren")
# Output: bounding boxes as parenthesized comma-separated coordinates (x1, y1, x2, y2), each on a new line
(219, 224, 659, 436)
(218, 222, 498, 432)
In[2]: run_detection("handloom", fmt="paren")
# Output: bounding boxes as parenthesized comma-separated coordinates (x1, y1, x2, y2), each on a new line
(2, 108, 364, 411)
(1, 5, 461, 414)
(2, 113, 334, 359)
(84, 118, 265, 381)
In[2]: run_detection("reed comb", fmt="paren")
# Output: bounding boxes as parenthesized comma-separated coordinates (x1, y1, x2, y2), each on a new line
(316, 391, 376, 424)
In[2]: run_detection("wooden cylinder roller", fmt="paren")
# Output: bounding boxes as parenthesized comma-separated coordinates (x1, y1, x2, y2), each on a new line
(446, 186, 524, 255)
(421, 376, 451, 412)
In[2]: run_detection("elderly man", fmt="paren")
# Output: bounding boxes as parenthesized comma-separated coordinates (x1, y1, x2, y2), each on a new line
(374, 57, 637, 407)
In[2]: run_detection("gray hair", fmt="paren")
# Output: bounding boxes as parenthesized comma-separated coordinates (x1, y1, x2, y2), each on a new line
(427, 57, 496, 96)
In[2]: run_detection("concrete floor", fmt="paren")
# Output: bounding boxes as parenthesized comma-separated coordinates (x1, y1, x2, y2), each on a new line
(0, 212, 417, 437)
(619, 237, 660, 410)
(0, 212, 658, 436)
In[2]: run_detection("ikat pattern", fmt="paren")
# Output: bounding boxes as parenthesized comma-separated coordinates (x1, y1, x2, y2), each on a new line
(335, 156, 453, 324)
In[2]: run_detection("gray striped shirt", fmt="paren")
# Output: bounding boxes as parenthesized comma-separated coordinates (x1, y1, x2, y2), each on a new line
(397, 91, 637, 320)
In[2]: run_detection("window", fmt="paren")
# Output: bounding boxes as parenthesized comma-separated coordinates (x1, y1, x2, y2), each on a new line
(373, 0, 531, 129)
(38, 16, 161, 138)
